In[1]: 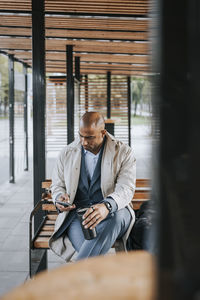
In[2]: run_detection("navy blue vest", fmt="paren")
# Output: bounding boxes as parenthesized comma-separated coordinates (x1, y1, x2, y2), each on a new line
(74, 144, 104, 209)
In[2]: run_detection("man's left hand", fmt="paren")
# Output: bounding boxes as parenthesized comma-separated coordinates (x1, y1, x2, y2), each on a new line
(82, 203, 109, 229)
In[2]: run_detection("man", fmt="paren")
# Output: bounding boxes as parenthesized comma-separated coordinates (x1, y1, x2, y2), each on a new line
(49, 112, 136, 262)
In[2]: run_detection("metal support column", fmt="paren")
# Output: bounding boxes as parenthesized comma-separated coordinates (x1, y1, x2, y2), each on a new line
(66, 45, 74, 144)
(127, 76, 131, 146)
(107, 71, 111, 119)
(84, 75, 88, 111)
(23, 64, 28, 171)
(32, 0, 47, 275)
(157, 0, 200, 298)
(8, 54, 15, 183)
(75, 56, 81, 82)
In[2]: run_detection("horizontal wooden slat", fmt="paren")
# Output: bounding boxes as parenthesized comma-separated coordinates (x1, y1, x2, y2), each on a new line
(0, 15, 148, 32)
(42, 225, 55, 231)
(9, 51, 149, 65)
(34, 237, 50, 248)
(136, 178, 151, 187)
(42, 204, 57, 211)
(47, 214, 58, 220)
(133, 191, 150, 200)
(45, 220, 56, 225)
(0, 27, 148, 41)
(42, 180, 52, 189)
(38, 231, 53, 237)
(0, 38, 149, 55)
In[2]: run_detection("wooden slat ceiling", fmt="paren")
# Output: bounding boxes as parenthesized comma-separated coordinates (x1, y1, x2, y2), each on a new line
(0, 0, 151, 75)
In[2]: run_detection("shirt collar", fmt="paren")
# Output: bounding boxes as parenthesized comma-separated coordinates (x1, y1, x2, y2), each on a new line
(82, 136, 107, 156)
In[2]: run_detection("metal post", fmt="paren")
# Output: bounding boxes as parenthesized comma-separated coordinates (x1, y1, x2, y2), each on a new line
(75, 56, 81, 82)
(107, 71, 111, 119)
(23, 64, 28, 171)
(157, 0, 200, 298)
(127, 76, 131, 147)
(32, 0, 47, 274)
(8, 54, 15, 183)
(85, 75, 88, 111)
(66, 45, 74, 144)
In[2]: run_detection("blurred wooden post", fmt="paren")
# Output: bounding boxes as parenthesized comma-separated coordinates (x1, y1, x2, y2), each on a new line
(105, 119, 115, 136)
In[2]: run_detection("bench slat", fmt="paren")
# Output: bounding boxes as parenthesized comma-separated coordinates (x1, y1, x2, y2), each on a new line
(42, 225, 55, 231)
(42, 204, 56, 211)
(45, 220, 56, 225)
(39, 231, 54, 236)
(133, 191, 150, 200)
(47, 214, 58, 220)
(34, 237, 49, 248)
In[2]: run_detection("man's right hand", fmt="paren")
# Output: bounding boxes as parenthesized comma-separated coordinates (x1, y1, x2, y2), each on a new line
(55, 193, 76, 212)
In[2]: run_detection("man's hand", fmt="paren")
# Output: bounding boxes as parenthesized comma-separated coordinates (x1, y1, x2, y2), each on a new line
(82, 203, 109, 229)
(55, 193, 76, 212)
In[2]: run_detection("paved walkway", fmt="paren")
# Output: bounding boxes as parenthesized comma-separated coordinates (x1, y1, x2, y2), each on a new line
(0, 170, 65, 296)
(0, 124, 153, 297)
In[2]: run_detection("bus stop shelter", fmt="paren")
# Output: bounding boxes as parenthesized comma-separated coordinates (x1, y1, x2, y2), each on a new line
(1, 0, 200, 299)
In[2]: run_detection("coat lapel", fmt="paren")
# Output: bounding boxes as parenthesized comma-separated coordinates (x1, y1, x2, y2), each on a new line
(67, 144, 82, 202)
(101, 133, 117, 195)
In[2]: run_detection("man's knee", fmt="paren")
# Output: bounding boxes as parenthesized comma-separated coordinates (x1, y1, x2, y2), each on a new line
(111, 208, 131, 226)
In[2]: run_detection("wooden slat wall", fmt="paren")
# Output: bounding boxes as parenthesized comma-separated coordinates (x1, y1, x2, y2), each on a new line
(46, 77, 80, 154)
(46, 79, 67, 153)
(111, 76, 129, 144)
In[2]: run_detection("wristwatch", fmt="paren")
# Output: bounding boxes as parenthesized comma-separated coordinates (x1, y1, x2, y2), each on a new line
(104, 201, 112, 213)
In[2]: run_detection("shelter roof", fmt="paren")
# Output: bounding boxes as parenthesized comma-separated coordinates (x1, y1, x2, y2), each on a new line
(0, 0, 151, 75)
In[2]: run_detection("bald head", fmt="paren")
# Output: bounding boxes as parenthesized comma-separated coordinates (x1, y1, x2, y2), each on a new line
(80, 112, 105, 130)
(79, 112, 106, 154)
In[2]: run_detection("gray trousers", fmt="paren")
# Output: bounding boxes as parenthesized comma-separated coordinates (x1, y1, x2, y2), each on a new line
(67, 208, 131, 261)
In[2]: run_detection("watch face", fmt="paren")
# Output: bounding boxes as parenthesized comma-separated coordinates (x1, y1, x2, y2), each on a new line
(105, 202, 112, 211)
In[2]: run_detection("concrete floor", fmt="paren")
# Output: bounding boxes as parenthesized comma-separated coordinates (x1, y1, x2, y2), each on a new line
(0, 123, 153, 297)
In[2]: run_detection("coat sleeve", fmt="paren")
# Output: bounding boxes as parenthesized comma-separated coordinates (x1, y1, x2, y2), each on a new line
(50, 149, 67, 203)
(108, 147, 136, 210)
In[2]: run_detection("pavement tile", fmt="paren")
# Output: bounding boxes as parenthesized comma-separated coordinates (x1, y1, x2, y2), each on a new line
(0, 216, 21, 229)
(0, 207, 28, 217)
(1, 235, 29, 251)
(0, 251, 29, 272)
(11, 222, 29, 236)
(0, 271, 28, 297)
(0, 229, 12, 243)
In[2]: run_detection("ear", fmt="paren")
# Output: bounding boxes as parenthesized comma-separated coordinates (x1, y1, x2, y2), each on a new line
(101, 129, 107, 137)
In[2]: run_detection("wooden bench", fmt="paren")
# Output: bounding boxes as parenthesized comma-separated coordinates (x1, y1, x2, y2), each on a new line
(29, 178, 151, 277)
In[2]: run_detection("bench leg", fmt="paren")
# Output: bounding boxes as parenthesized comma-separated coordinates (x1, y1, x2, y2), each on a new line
(29, 249, 47, 278)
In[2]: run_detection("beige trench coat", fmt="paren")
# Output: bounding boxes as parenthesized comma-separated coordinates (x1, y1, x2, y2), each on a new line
(49, 132, 136, 261)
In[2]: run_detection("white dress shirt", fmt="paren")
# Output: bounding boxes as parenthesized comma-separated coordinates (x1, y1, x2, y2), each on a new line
(84, 149, 100, 180)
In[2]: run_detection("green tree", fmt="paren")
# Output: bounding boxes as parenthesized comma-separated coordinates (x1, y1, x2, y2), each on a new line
(132, 78, 144, 116)
(0, 54, 8, 117)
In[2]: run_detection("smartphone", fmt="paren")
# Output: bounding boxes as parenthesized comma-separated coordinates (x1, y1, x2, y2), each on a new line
(56, 201, 72, 207)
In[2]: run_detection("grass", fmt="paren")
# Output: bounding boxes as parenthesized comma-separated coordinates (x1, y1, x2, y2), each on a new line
(131, 115, 151, 126)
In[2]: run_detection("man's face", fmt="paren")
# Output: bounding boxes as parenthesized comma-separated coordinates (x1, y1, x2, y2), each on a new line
(79, 126, 106, 154)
